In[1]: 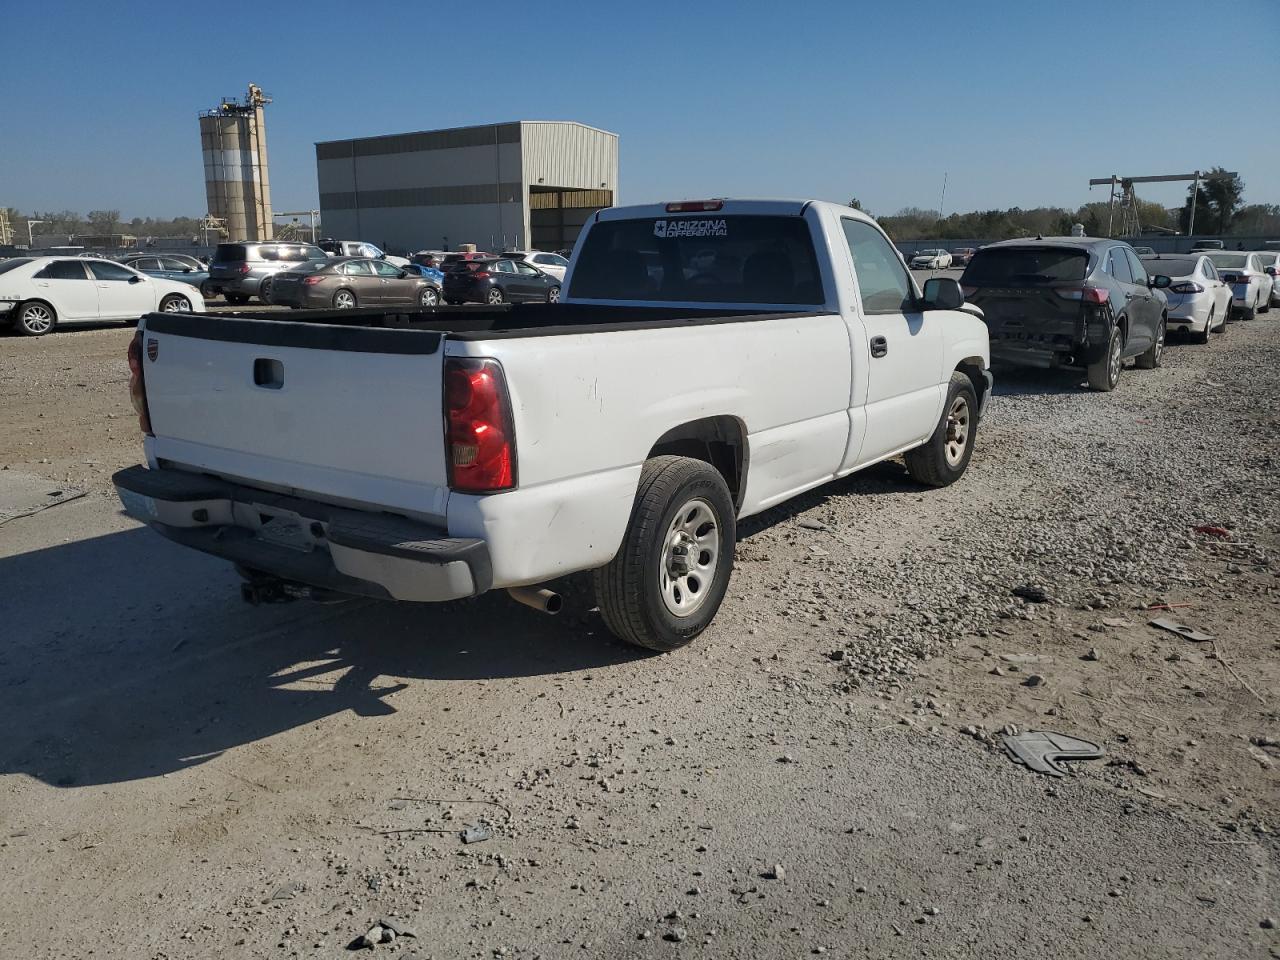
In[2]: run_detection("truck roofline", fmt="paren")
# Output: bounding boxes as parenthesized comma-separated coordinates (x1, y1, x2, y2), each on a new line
(594, 199, 865, 221)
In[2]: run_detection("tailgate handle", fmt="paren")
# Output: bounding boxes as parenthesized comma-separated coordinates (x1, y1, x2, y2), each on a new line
(253, 358, 284, 390)
(870, 335, 888, 358)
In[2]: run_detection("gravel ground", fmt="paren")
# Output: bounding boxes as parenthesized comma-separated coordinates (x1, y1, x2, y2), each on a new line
(0, 309, 1277, 958)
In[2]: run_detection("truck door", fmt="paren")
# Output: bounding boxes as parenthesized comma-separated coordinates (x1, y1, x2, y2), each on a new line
(837, 218, 945, 468)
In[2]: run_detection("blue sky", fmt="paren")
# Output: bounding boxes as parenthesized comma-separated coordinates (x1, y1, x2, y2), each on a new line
(3, 0, 1278, 220)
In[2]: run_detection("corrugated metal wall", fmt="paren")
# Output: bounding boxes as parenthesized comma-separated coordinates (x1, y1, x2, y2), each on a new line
(519, 122, 618, 196)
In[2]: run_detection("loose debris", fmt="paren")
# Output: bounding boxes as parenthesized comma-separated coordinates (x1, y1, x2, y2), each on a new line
(1011, 584, 1051, 603)
(1148, 618, 1214, 643)
(1002, 731, 1104, 777)
(348, 919, 417, 951)
(461, 823, 493, 844)
(268, 880, 305, 902)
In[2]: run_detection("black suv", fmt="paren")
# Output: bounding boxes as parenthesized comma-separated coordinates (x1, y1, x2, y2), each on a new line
(207, 241, 329, 305)
(960, 238, 1172, 391)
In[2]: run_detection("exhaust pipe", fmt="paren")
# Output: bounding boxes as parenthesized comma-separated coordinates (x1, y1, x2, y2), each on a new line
(507, 586, 563, 615)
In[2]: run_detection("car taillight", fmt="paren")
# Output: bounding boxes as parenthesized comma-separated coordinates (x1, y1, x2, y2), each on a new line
(470, 271, 490, 279)
(238, 263, 252, 275)
(302, 275, 324, 285)
(127, 332, 152, 436)
(1055, 286, 1109, 304)
(1169, 281, 1204, 294)
(665, 200, 723, 212)
(444, 358, 515, 492)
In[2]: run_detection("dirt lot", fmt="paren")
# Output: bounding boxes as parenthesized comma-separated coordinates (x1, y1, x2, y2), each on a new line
(1, 312, 1278, 959)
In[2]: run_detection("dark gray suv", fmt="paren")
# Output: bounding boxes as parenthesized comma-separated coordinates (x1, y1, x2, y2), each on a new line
(207, 242, 329, 305)
(960, 238, 1172, 391)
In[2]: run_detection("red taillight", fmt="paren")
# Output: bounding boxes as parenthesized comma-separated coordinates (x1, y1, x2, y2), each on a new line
(238, 263, 252, 275)
(444, 358, 515, 492)
(1169, 281, 1204, 294)
(665, 200, 724, 212)
(127, 333, 152, 435)
(1055, 286, 1109, 304)
(302, 275, 324, 286)
(470, 270, 490, 279)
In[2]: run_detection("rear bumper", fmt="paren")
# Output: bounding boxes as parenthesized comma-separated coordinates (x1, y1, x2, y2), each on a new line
(112, 465, 491, 602)
(207, 277, 263, 297)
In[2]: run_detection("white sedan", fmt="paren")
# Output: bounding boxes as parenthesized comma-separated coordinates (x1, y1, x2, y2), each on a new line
(909, 249, 953, 269)
(501, 250, 571, 282)
(1140, 253, 1231, 343)
(0, 256, 205, 336)
(1204, 251, 1273, 320)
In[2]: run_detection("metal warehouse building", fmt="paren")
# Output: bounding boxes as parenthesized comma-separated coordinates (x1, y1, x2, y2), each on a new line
(315, 120, 618, 254)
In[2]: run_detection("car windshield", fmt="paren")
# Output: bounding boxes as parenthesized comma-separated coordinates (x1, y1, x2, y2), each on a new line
(961, 247, 1088, 285)
(917, 250, 941, 256)
(1205, 253, 1248, 269)
(1140, 258, 1197, 277)
(569, 215, 825, 304)
(0, 258, 34, 275)
(213, 244, 248, 262)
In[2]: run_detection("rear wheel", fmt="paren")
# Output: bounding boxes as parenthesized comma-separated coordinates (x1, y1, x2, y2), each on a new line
(419, 287, 440, 307)
(1194, 307, 1214, 344)
(1135, 315, 1166, 369)
(16, 301, 56, 336)
(486, 287, 505, 305)
(199, 280, 216, 300)
(904, 372, 978, 487)
(594, 456, 736, 652)
(333, 288, 357, 309)
(1242, 295, 1258, 321)
(1260, 292, 1271, 314)
(1087, 324, 1123, 392)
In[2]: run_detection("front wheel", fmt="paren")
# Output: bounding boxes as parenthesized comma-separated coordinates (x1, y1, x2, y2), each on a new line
(547, 286, 561, 303)
(1087, 324, 1123, 392)
(1135, 316, 1166, 369)
(904, 372, 978, 488)
(159, 294, 192, 314)
(594, 456, 736, 652)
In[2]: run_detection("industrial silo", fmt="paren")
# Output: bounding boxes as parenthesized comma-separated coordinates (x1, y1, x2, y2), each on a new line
(199, 84, 273, 242)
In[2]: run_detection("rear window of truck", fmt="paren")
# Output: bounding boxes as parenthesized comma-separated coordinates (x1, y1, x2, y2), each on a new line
(213, 244, 249, 262)
(569, 216, 824, 304)
(961, 247, 1088, 285)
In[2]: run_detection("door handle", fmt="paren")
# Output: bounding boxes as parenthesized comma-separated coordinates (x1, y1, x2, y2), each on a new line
(870, 335, 888, 358)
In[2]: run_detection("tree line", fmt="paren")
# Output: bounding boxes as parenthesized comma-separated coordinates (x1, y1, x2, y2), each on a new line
(2, 208, 206, 242)
(853, 168, 1279, 242)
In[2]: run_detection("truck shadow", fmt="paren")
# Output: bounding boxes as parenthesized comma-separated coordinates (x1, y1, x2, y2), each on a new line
(990, 364, 1087, 396)
(0, 525, 644, 789)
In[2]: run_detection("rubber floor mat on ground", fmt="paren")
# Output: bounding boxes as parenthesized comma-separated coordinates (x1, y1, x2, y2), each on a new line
(0, 471, 86, 526)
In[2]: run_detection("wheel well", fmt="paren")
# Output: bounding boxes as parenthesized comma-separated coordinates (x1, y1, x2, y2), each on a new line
(19, 298, 56, 315)
(647, 416, 747, 511)
(955, 357, 986, 405)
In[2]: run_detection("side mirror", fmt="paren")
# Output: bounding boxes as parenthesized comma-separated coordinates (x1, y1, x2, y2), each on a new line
(183, 267, 193, 273)
(128, 275, 144, 284)
(398, 269, 409, 279)
(921, 276, 964, 310)
(1266, 266, 1277, 277)
(1149, 274, 1172, 289)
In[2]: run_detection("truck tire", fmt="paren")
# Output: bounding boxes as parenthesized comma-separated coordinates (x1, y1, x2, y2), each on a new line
(1135, 315, 1165, 369)
(904, 371, 978, 488)
(594, 455, 736, 652)
(1086, 324, 1123, 392)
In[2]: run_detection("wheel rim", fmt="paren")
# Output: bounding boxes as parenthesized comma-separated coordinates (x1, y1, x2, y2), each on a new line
(1154, 320, 1165, 361)
(488, 289, 503, 304)
(162, 297, 191, 313)
(944, 395, 971, 466)
(549, 287, 560, 303)
(21, 304, 53, 333)
(1109, 333, 1122, 385)
(335, 291, 355, 309)
(421, 289, 438, 307)
(260, 279, 272, 299)
(659, 497, 720, 618)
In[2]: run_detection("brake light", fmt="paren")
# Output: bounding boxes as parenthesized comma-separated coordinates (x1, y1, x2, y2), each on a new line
(1055, 286, 1110, 304)
(238, 263, 252, 275)
(444, 358, 515, 492)
(470, 271, 490, 279)
(127, 332, 152, 436)
(1169, 281, 1204, 294)
(665, 200, 724, 212)
(302, 275, 324, 285)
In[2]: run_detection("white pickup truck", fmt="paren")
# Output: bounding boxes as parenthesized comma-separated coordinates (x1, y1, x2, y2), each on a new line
(113, 199, 991, 651)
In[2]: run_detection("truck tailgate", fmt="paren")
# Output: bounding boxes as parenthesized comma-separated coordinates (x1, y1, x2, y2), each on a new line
(140, 313, 450, 519)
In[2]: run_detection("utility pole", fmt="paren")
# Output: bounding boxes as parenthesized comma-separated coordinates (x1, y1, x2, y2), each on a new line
(27, 220, 45, 247)
(1187, 170, 1201, 238)
(938, 172, 948, 221)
